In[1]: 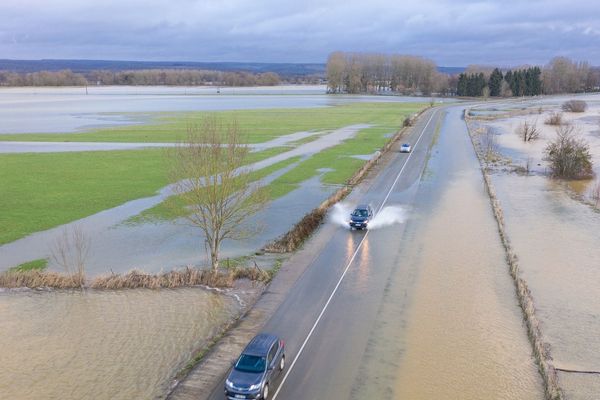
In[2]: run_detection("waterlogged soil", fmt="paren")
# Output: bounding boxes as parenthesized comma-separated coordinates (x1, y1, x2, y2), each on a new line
(353, 108, 543, 399)
(493, 174, 600, 397)
(0, 287, 243, 400)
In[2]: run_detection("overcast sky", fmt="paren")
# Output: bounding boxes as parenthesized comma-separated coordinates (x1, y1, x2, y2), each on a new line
(1, 0, 599, 66)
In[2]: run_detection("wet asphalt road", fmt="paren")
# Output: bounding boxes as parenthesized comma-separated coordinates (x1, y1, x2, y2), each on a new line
(209, 107, 445, 400)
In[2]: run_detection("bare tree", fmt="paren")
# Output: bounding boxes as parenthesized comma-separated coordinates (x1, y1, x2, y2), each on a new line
(169, 117, 268, 271)
(544, 125, 593, 178)
(516, 120, 540, 142)
(50, 226, 90, 287)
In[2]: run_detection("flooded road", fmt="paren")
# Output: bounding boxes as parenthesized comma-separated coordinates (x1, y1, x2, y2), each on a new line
(0, 287, 240, 399)
(354, 107, 542, 399)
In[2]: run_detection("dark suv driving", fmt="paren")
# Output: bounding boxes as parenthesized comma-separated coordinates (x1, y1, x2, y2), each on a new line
(349, 204, 374, 230)
(225, 333, 285, 399)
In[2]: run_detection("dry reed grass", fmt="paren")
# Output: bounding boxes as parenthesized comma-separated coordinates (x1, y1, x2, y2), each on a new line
(465, 110, 564, 400)
(1, 265, 270, 290)
(0, 269, 83, 289)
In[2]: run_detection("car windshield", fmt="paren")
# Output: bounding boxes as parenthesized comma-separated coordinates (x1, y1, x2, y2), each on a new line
(235, 354, 266, 373)
(402, 144, 410, 147)
(352, 209, 368, 217)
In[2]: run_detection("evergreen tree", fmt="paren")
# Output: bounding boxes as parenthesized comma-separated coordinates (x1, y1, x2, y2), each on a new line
(457, 73, 467, 96)
(489, 68, 503, 96)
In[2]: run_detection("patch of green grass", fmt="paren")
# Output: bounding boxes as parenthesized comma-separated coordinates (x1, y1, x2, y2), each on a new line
(0, 102, 425, 143)
(267, 125, 403, 198)
(125, 156, 302, 224)
(9, 259, 48, 272)
(1, 102, 423, 244)
(0, 146, 289, 245)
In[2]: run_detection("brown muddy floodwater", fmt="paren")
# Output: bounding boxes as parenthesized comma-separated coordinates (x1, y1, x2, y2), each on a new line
(354, 108, 543, 399)
(0, 287, 240, 400)
(493, 174, 600, 398)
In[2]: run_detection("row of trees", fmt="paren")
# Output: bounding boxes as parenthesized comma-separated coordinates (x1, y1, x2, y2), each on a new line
(0, 69, 282, 87)
(327, 52, 599, 96)
(326, 52, 446, 95)
(457, 67, 543, 97)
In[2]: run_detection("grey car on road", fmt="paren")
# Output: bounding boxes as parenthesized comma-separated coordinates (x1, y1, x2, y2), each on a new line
(224, 333, 285, 399)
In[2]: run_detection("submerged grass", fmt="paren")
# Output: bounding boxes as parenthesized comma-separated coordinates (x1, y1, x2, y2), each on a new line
(9, 258, 48, 272)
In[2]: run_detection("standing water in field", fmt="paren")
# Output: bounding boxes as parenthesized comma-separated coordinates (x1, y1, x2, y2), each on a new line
(0, 288, 242, 400)
(329, 203, 407, 230)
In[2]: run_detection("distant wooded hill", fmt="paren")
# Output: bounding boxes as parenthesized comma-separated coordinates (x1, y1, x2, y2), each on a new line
(0, 59, 463, 77)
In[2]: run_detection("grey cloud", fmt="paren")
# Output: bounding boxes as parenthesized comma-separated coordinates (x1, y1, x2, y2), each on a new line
(0, 0, 599, 65)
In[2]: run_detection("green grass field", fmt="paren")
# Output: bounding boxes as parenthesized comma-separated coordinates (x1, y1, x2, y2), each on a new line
(0, 102, 421, 143)
(1, 102, 425, 244)
(0, 146, 289, 245)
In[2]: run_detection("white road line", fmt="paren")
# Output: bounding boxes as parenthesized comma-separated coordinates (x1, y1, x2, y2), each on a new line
(272, 108, 440, 399)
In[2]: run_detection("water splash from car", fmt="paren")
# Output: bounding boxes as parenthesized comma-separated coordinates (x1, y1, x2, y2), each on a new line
(329, 203, 407, 230)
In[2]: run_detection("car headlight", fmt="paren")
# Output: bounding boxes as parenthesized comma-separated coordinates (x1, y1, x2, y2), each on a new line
(225, 379, 234, 388)
(249, 383, 261, 391)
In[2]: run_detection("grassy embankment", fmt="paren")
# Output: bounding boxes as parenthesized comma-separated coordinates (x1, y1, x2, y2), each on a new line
(1, 102, 423, 247)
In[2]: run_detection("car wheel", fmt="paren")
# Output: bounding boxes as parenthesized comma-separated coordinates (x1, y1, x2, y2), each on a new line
(279, 355, 285, 371)
(262, 384, 269, 399)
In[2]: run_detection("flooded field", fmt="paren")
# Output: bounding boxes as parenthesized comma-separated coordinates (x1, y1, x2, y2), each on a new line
(468, 94, 600, 398)
(493, 174, 600, 396)
(353, 108, 543, 399)
(0, 124, 362, 274)
(0, 85, 453, 134)
(0, 287, 241, 399)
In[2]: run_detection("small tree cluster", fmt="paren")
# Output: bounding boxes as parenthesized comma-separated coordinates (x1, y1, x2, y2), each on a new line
(457, 67, 543, 97)
(504, 67, 542, 96)
(544, 125, 593, 179)
(516, 121, 540, 142)
(456, 73, 487, 96)
(326, 52, 445, 95)
(561, 100, 588, 113)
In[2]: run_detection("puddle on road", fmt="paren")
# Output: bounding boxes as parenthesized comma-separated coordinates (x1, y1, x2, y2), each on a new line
(352, 108, 542, 399)
(0, 287, 240, 400)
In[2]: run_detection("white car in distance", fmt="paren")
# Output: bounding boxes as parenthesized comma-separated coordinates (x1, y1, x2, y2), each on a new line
(400, 143, 411, 153)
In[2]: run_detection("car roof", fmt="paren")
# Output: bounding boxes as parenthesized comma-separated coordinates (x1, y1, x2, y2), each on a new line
(355, 204, 370, 210)
(242, 333, 279, 356)
(402, 143, 410, 146)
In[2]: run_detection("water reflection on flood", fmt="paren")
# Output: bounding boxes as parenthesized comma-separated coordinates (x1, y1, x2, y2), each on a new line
(392, 110, 541, 399)
(0, 288, 239, 399)
(493, 173, 600, 395)
(351, 108, 542, 399)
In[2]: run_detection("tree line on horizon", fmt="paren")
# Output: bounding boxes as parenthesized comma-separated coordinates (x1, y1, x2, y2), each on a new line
(326, 53, 600, 96)
(0, 69, 285, 87)
(457, 67, 543, 97)
(326, 52, 447, 95)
